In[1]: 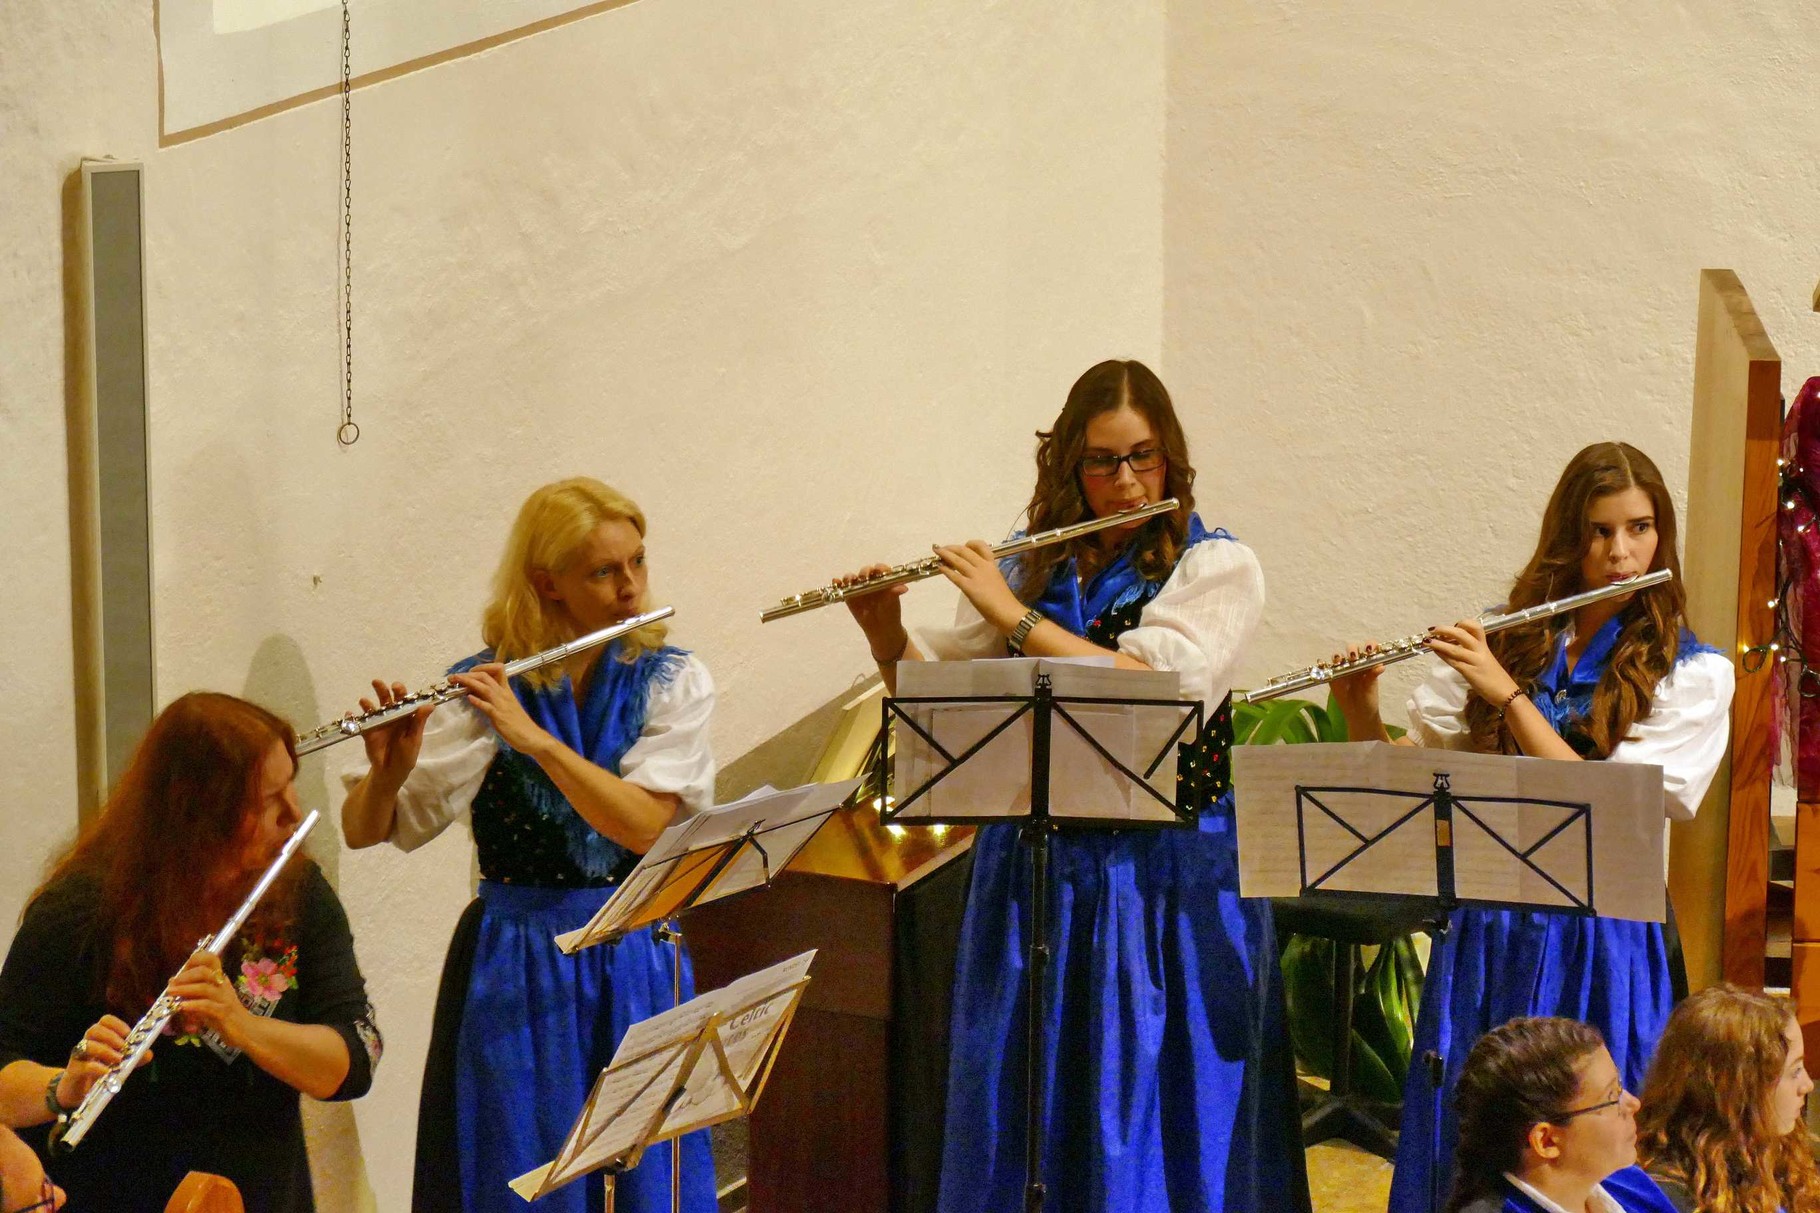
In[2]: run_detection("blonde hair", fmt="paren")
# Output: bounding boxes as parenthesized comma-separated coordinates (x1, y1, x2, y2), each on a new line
(481, 477, 670, 686)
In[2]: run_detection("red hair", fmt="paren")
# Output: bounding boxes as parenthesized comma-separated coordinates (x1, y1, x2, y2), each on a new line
(34, 692, 306, 1013)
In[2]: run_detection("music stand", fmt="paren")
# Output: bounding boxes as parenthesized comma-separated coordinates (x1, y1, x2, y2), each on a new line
(1232, 741, 1666, 1213)
(508, 951, 815, 1207)
(878, 658, 1207, 1213)
(555, 779, 863, 954)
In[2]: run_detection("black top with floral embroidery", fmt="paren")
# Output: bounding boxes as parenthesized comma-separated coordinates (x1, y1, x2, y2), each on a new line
(0, 861, 380, 1213)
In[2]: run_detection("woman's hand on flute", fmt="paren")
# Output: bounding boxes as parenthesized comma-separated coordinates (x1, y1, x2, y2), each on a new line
(55, 1015, 134, 1110)
(451, 664, 553, 756)
(355, 679, 430, 785)
(933, 541, 1025, 634)
(1330, 645, 1389, 742)
(839, 564, 911, 663)
(168, 951, 252, 1044)
(1425, 620, 1521, 706)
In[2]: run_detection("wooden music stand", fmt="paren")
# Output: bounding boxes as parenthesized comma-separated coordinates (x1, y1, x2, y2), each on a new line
(555, 779, 861, 954)
(508, 952, 814, 1206)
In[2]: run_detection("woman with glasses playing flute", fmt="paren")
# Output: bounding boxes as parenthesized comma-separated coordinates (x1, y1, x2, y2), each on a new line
(840, 360, 1309, 1213)
(0, 693, 380, 1213)
(339, 478, 715, 1213)
(1330, 442, 1734, 1213)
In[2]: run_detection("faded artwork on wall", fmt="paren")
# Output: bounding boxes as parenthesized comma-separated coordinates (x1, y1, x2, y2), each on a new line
(157, 0, 632, 139)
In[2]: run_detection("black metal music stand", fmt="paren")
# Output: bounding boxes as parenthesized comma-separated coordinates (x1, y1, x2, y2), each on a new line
(1233, 743, 1666, 1213)
(876, 666, 1206, 1213)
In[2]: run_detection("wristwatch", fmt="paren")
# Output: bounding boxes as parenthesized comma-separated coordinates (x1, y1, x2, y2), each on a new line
(1007, 608, 1044, 656)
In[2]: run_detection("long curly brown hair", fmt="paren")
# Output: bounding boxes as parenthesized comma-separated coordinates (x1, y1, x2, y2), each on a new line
(1637, 984, 1820, 1213)
(32, 692, 308, 1014)
(1013, 359, 1198, 601)
(1463, 442, 1688, 755)
(1445, 1016, 1608, 1213)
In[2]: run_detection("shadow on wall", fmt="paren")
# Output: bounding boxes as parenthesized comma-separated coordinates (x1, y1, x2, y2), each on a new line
(243, 634, 378, 1213)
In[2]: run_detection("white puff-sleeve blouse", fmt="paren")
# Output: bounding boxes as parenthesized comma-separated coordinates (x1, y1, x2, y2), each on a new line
(914, 538, 1266, 711)
(1405, 649, 1734, 822)
(337, 653, 718, 852)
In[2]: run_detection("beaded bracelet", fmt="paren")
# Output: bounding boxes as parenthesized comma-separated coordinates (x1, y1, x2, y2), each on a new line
(44, 1069, 71, 1122)
(1495, 687, 1525, 719)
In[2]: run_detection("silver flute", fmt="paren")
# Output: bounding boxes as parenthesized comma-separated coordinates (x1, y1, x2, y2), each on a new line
(54, 809, 322, 1151)
(1242, 568, 1674, 704)
(294, 606, 675, 756)
(761, 498, 1182, 623)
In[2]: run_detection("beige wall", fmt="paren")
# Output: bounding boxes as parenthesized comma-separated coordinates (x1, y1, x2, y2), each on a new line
(1164, 0, 1820, 701)
(7, 0, 1820, 1207)
(1, 1, 1164, 1206)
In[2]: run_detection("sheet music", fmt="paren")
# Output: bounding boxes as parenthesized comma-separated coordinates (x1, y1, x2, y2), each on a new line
(511, 951, 816, 1201)
(1232, 742, 1665, 921)
(653, 951, 816, 1131)
(507, 1037, 696, 1199)
(893, 659, 1186, 822)
(556, 780, 860, 953)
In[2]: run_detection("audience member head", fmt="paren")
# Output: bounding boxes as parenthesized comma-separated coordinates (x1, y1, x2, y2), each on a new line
(1447, 1016, 1638, 1213)
(1638, 983, 1820, 1213)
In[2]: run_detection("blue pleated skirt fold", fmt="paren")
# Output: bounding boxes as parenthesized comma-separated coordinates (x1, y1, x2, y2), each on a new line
(1386, 909, 1674, 1213)
(453, 881, 716, 1213)
(937, 797, 1307, 1213)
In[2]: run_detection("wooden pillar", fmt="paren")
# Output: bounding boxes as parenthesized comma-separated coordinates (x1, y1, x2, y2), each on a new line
(1671, 268, 1779, 991)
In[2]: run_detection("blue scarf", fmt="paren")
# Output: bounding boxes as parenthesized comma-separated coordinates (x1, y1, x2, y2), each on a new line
(451, 641, 686, 882)
(1022, 512, 1228, 638)
(1531, 617, 1715, 757)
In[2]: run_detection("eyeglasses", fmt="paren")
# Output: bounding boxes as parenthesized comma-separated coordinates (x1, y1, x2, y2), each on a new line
(7, 1176, 59, 1213)
(1079, 449, 1165, 478)
(1546, 1091, 1626, 1123)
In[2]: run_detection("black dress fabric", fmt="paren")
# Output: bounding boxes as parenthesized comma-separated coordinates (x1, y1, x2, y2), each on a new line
(0, 863, 380, 1213)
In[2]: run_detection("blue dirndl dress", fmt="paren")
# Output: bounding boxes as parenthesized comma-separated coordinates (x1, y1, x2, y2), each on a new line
(1388, 620, 1716, 1213)
(413, 643, 716, 1213)
(936, 518, 1309, 1213)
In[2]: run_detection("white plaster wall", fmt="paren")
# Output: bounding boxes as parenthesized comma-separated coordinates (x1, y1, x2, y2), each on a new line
(1165, 0, 1820, 704)
(1, 1, 1165, 1207)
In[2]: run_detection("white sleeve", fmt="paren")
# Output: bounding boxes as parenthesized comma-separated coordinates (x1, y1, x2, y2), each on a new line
(1116, 540, 1265, 708)
(618, 656, 717, 819)
(1612, 651, 1735, 821)
(337, 699, 496, 853)
(1405, 664, 1476, 751)
(914, 593, 1005, 662)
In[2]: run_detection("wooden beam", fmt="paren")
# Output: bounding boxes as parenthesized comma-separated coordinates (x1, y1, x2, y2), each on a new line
(1672, 268, 1779, 991)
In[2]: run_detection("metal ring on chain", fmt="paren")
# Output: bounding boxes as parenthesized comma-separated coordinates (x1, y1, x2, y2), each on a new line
(337, 421, 360, 446)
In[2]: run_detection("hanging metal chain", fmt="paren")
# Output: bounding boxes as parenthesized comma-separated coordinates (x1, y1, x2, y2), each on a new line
(336, 0, 359, 446)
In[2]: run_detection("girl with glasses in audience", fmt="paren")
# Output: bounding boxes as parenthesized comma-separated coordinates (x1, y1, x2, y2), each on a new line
(1635, 983, 1820, 1213)
(839, 359, 1308, 1212)
(1332, 442, 1734, 1212)
(1447, 1016, 1674, 1213)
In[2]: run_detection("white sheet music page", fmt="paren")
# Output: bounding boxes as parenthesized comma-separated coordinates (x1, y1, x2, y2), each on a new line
(893, 660, 1187, 822)
(1232, 742, 1665, 921)
(656, 950, 816, 1133)
(510, 950, 816, 1202)
(555, 781, 859, 953)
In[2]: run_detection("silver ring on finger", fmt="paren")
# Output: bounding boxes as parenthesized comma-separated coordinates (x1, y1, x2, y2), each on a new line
(71, 1040, 89, 1062)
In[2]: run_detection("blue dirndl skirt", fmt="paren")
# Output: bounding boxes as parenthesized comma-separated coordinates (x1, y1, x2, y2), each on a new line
(936, 795, 1309, 1213)
(1386, 909, 1675, 1213)
(447, 881, 716, 1213)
